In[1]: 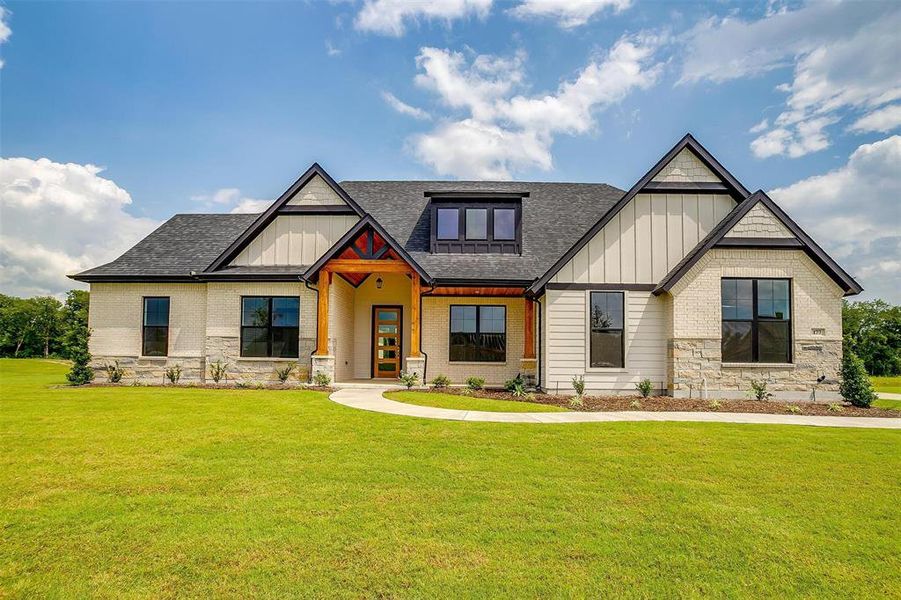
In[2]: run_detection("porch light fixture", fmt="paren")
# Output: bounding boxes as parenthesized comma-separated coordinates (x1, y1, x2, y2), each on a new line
(376, 276, 383, 289)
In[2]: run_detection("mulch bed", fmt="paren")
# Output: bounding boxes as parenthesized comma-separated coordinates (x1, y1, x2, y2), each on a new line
(422, 387, 900, 418)
(84, 382, 335, 392)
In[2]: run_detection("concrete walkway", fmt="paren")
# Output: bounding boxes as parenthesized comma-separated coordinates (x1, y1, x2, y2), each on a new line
(329, 388, 901, 429)
(879, 392, 901, 401)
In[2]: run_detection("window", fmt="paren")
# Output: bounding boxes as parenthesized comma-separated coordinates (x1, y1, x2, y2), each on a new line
(589, 292, 624, 368)
(142, 297, 170, 356)
(429, 201, 522, 254)
(465, 208, 487, 240)
(494, 208, 516, 240)
(449, 305, 506, 362)
(241, 296, 300, 358)
(436, 208, 459, 240)
(721, 278, 791, 363)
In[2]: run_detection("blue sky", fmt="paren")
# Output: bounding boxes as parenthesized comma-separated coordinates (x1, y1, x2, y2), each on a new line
(1, 0, 899, 301)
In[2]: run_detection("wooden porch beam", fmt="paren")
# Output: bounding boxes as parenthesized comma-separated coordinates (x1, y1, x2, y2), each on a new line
(323, 259, 413, 274)
(410, 275, 422, 358)
(316, 270, 331, 355)
(523, 298, 536, 360)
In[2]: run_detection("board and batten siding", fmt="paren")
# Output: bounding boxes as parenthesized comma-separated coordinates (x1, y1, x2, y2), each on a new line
(229, 214, 358, 267)
(542, 289, 667, 394)
(550, 193, 735, 284)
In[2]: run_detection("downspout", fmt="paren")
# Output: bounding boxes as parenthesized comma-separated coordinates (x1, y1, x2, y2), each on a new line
(304, 276, 319, 376)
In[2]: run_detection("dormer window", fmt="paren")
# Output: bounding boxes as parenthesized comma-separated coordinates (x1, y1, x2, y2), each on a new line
(427, 192, 525, 254)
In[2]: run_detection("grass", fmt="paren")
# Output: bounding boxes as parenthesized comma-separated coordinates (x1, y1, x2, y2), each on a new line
(384, 390, 567, 412)
(2, 359, 900, 598)
(871, 375, 901, 394)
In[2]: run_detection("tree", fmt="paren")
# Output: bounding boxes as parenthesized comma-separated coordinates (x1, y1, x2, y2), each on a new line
(62, 290, 93, 384)
(843, 300, 901, 376)
(840, 350, 877, 408)
(32, 297, 63, 358)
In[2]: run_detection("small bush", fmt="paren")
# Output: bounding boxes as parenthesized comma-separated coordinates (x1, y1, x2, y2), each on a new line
(504, 375, 524, 392)
(708, 399, 722, 410)
(748, 380, 773, 401)
(839, 350, 877, 408)
(312, 371, 331, 387)
(275, 362, 296, 384)
(568, 395, 584, 408)
(786, 405, 802, 414)
(466, 376, 485, 391)
(209, 360, 228, 383)
(398, 371, 420, 389)
(105, 360, 126, 383)
(629, 399, 641, 409)
(164, 364, 182, 384)
(431, 374, 451, 388)
(635, 378, 653, 398)
(571, 375, 585, 398)
(827, 402, 843, 413)
(235, 377, 254, 389)
(510, 382, 526, 397)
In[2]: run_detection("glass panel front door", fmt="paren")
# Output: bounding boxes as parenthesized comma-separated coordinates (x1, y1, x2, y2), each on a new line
(373, 306, 401, 378)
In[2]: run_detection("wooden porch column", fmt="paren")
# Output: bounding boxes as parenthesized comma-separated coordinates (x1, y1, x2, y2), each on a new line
(316, 270, 331, 355)
(409, 274, 422, 357)
(523, 297, 536, 360)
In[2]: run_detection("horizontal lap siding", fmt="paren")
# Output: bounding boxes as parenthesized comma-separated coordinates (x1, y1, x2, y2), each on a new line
(544, 289, 667, 394)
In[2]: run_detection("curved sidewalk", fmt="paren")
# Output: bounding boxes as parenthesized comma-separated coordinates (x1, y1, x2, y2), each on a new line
(329, 388, 901, 429)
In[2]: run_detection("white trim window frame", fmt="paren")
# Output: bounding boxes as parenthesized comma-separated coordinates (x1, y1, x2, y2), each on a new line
(584, 289, 629, 372)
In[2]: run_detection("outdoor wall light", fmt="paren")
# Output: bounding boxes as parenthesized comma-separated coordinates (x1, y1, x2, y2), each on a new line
(376, 276, 383, 289)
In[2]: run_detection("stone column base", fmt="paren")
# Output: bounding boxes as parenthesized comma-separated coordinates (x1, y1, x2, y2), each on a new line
(405, 356, 426, 385)
(520, 358, 538, 389)
(311, 355, 335, 385)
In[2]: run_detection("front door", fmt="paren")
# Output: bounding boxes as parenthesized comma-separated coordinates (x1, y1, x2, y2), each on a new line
(373, 306, 402, 378)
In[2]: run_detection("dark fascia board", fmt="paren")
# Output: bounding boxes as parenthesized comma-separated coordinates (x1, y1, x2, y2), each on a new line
(277, 205, 358, 215)
(302, 214, 432, 283)
(425, 191, 529, 200)
(546, 283, 657, 291)
(641, 181, 730, 194)
(654, 191, 863, 296)
(195, 272, 303, 282)
(431, 278, 533, 287)
(68, 273, 198, 283)
(527, 133, 751, 295)
(715, 237, 804, 248)
(205, 163, 366, 273)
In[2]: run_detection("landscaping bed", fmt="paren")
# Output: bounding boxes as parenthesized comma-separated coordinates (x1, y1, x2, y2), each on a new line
(415, 387, 901, 417)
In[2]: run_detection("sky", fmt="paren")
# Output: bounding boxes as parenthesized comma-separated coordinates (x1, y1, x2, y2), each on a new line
(0, 0, 899, 302)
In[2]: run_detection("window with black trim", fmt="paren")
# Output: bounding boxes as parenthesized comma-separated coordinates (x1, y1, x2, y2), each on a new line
(449, 305, 506, 362)
(240, 296, 300, 358)
(589, 292, 624, 368)
(721, 278, 791, 363)
(430, 201, 522, 254)
(142, 297, 170, 357)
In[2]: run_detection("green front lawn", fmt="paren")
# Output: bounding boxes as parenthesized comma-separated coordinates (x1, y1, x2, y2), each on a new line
(2, 360, 899, 597)
(385, 390, 567, 412)
(872, 375, 901, 394)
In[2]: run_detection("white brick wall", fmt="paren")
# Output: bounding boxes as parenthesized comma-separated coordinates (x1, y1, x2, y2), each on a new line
(724, 204, 794, 238)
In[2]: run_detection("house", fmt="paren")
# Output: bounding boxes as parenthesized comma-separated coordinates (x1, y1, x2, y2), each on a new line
(71, 134, 862, 399)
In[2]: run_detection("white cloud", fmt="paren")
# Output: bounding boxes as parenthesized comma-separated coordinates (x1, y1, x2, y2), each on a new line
(325, 40, 341, 57)
(354, 0, 492, 36)
(769, 135, 901, 303)
(0, 7, 11, 69)
(509, 0, 631, 28)
(381, 91, 431, 120)
(190, 188, 269, 214)
(0, 157, 159, 297)
(680, 2, 901, 158)
(748, 118, 769, 134)
(408, 34, 662, 178)
(849, 104, 901, 134)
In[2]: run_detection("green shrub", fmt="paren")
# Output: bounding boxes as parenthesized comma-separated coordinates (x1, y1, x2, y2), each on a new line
(828, 402, 843, 413)
(629, 399, 641, 409)
(571, 375, 585, 398)
(312, 371, 331, 387)
(748, 380, 773, 401)
(466, 376, 485, 391)
(209, 360, 228, 383)
(635, 378, 653, 398)
(430, 374, 451, 388)
(65, 323, 93, 386)
(504, 375, 524, 392)
(839, 350, 877, 408)
(568, 394, 584, 408)
(275, 362, 295, 384)
(708, 399, 722, 410)
(398, 371, 420, 389)
(786, 405, 802, 414)
(104, 360, 125, 383)
(164, 365, 182, 385)
(510, 382, 526, 397)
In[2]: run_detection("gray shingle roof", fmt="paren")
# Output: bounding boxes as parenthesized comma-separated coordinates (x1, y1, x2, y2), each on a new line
(341, 181, 624, 281)
(73, 181, 625, 283)
(74, 213, 258, 279)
